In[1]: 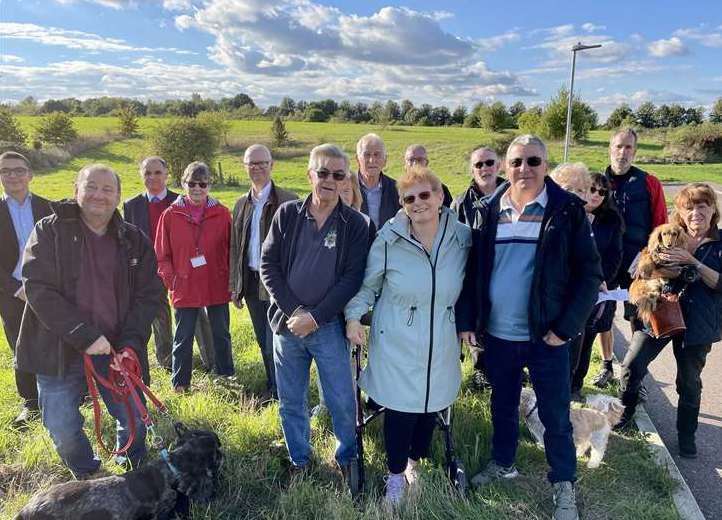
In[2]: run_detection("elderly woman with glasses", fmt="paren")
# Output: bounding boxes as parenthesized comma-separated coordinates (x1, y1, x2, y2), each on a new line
(155, 162, 235, 392)
(345, 166, 471, 506)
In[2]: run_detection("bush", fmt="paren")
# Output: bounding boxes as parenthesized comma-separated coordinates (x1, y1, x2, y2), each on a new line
(478, 102, 509, 132)
(0, 108, 27, 147)
(117, 105, 139, 137)
(542, 88, 596, 141)
(34, 112, 78, 147)
(196, 111, 232, 146)
(664, 122, 722, 161)
(305, 107, 329, 122)
(271, 116, 289, 147)
(517, 108, 545, 136)
(149, 118, 221, 186)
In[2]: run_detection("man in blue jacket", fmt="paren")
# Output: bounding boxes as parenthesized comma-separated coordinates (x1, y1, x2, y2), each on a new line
(457, 135, 602, 520)
(260, 143, 368, 493)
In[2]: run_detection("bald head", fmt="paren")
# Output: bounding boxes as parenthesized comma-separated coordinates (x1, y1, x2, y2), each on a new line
(404, 144, 428, 169)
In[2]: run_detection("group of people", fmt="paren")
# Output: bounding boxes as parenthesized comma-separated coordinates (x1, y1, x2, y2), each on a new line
(1, 125, 720, 520)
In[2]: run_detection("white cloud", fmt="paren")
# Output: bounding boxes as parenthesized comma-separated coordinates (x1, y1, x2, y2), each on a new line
(674, 26, 722, 47)
(0, 54, 24, 63)
(477, 31, 520, 52)
(648, 37, 689, 57)
(162, 0, 192, 10)
(0, 22, 195, 55)
(53, 0, 138, 8)
(582, 23, 606, 33)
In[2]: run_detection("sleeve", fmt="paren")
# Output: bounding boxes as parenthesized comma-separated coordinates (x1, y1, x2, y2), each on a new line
(308, 216, 370, 326)
(455, 228, 479, 333)
(345, 234, 386, 321)
(259, 206, 303, 316)
(646, 175, 668, 228)
(0, 264, 21, 297)
(154, 209, 174, 289)
(602, 218, 624, 284)
(228, 200, 241, 292)
(550, 208, 604, 341)
(22, 221, 103, 352)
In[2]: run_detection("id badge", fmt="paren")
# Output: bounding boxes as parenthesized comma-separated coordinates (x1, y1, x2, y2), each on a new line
(190, 255, 207, 268)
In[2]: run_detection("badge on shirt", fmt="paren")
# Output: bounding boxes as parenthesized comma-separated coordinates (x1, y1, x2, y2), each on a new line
(190, 255, 207, 268)
(323, 229, 337, 249)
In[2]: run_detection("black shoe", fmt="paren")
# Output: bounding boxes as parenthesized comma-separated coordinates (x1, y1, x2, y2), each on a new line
(12, 406, 39, 430)
(592, 367, 614, 388)
(678, 435, 697, 459)
(472, 370, 490, 391)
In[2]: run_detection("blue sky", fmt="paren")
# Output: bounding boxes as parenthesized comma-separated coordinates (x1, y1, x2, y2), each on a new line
(1, 0, 721, 119)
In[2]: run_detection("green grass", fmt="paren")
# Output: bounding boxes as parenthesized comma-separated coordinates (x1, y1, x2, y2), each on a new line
(0, 119, 696, 518)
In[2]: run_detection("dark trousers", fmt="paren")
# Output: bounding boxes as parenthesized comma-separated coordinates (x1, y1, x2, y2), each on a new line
(153, 289, 214, 370)
(383, 408, 437, 474)
(244, 271, 276, 394)
(619, 331, 711, 437)
(172, 304, 234, 388)
(485, 334, 576, 483)
(0, 294, 38, 409)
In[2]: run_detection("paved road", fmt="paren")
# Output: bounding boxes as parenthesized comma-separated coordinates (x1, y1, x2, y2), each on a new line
(610, 181, 722, 519)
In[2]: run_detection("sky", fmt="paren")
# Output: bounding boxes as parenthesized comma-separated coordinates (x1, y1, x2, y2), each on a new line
(1, 0, 721, 119)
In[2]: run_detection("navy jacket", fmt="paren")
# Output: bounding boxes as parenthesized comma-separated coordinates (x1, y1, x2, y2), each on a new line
(452, 177, 505, 228)
(122, 189, 179, 239)
(360, 172, 401, 229)
(591, 207, 624, 285)
(679, 238, 722, 346)
(260, 196, 370, 334)
(456, 177, 603, 342)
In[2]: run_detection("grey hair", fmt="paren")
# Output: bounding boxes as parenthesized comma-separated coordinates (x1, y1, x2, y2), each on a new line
(181, 161, 211, 184)
(139, 156, 168, 174)
(308, 143, 349, 174)
(243, 144, 272, 163)
(0, 151, 31, 169)
(507, 134, 547, 160)
(610, 127, 638, 147)
(404, 144, 427, 156)
(76, 163, 121, 192)
(469, 146, 498, 168)
(356, 133, 386, 158)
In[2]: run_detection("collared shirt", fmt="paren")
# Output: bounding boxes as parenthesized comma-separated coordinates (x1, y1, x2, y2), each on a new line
(488, 186, 548, 341)
(5, 193, 35, 282)
(247, 181, 272, 271)
(359, 175, 382, 228)
(287, 201, 339, 307)
(146, 188, 168, 202)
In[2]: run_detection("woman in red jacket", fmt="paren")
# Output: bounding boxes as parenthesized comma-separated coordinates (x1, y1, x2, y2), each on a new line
(155, 162, 234, 392)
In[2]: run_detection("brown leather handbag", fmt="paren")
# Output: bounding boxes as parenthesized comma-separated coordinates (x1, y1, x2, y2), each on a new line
(648, 292, 686, 339)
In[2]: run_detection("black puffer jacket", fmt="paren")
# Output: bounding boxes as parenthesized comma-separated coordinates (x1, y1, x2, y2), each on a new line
(451, 177, 505, 228)
(591, 207, 624, 284)
(456, 177, 603, 342)
(679, 238, 722, 345)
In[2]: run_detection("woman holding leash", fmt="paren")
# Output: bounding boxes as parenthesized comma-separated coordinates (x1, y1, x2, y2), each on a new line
(617, 183, 722, 459)
(345, 166, 470, 506)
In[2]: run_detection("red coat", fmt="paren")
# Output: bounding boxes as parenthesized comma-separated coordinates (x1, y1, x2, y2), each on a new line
(155, 196, 232, 308)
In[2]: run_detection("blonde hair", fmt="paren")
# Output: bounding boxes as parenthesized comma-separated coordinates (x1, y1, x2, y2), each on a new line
(672, 182, 720, 239)
(397, 165, 442, 197)
(550, 162, 592, 191)
(346, 171, 363, 211)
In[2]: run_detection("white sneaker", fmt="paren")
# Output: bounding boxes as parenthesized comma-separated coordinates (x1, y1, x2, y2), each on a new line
(383, 472, 407, 507)
(404, 458, 419, 487)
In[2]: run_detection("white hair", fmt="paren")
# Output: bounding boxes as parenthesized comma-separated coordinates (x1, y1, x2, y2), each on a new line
(507, 134, 547, 159)
(243, 144, 272, 163)
(308, 143, 349, 173)
(356, 133, 386, 158)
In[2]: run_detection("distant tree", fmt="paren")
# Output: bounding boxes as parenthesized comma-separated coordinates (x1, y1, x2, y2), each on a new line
(264, 105, 280, 117)
(635, 102, 657, 128)
(606, 104, 634, 129)
(683, 106, 705, 126)
(711, 98, 722, 124)
(0, 108, 27, 146)
(230, 93, 255, 109)
(17, 96, 38, 115)
(451, 105, 467, 125)
(34, 112, 78, 146)
(508, 101, 526, 127)
(655, 104, 672, 127)
(429, 106, 451, 126)
(384, 100, 401, 122)
(369, 101, 385, 124)
(196, 111, 232, 146)
(400, 99, 415, 123)
(305, 107, 329, 122)
(334, 100, 353, 121)
(667, 104, 686, 127)
(117, 105, 139, 137)
(542, 88, 596, 140)
(271, 115, 289, 147)
(404, 108, 420, 126)
(279, 97, 296, 117)
(41, 99, 72, 114)
(479, 101, 509, 132)
(517, 107, 545, 135)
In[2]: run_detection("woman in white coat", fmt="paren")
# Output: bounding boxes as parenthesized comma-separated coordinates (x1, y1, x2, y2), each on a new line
(345, 166, 471, 505)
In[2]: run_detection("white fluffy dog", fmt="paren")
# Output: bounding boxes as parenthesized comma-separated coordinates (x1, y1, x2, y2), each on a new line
(519, 388, 625, 469)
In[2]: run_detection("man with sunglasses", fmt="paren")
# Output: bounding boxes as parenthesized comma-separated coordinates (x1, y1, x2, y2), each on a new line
(457, 135, 602, 520)
(452, 147, 505, 393)
(260, 144, 368, 493)
(0, 151, 52, 428)
(229, 144, 297, 400)
(403, 144, 453, 207)
(605, 128, 667, 332)
(356, 133, 400, 229)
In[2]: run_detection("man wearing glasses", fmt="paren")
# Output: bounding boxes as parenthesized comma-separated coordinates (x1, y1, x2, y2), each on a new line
(402, 144, 453, 206)
(0, 151, 52, 428)
(457, 135, 602, 520)
(260, 144, 368, 492)
(123, 156, 213, 372)
(229, 144, 297, 400)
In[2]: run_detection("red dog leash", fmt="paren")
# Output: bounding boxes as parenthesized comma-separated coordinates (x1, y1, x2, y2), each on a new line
(83, 347, 167, 456)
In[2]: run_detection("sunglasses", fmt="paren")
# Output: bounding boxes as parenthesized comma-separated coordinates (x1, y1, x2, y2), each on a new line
(509, 156, 543, 168)
(473, 159, 496, 168)
(590, 186, 608, 197)
(187, 181, 209, 189)
(315, 169, 347, 181)
(402, 191, 432, 205)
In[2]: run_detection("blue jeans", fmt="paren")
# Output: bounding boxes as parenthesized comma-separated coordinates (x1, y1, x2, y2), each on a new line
(273, 319, 357, 467)
(485, 334, 576, 483)
(36, 355, 147, 477)
(172, 304, 234, 388)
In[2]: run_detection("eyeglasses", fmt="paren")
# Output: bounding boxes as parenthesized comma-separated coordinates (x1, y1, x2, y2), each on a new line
(406, 157, 428, 165)
(509, 156, 543, 168)
(314, 169, 347, 181)
(590, 186, 608, 197)
(245, 161, 270, 169)
(402, 191, 432, 205)
(143, 170, 165, 177)
(186, 181, 209, 189)
(473, 159, 496, 169)
(0, 167, 29, 177)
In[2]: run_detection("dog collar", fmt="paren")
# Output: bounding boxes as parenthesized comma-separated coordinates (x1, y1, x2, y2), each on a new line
(525, 402, 538, 420)
(160, 448, 182, 481)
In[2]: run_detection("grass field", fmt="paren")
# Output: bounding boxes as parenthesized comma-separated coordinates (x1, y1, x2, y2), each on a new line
(0, 117, 701, 519)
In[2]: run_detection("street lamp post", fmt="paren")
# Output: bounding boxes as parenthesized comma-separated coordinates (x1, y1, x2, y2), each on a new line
(563, 42, 602, 162)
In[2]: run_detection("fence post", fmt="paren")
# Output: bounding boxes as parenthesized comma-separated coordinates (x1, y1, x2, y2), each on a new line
(217, 161, 224, 185)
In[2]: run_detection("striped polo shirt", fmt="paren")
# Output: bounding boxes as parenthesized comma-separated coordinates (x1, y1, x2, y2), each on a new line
(487, 186, 548, 341)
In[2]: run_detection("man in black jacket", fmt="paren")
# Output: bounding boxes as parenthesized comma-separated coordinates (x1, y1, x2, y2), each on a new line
(457, 135, 602, 520)
(0, 151, 52, 427)
(18, 164, 162, 478)
(123, 156, 213, 371)
(260, 144, 368, 490)
(356, 133, 400, 229)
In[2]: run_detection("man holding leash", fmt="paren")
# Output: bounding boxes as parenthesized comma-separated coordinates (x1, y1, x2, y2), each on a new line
(17, 164, 162, 478)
